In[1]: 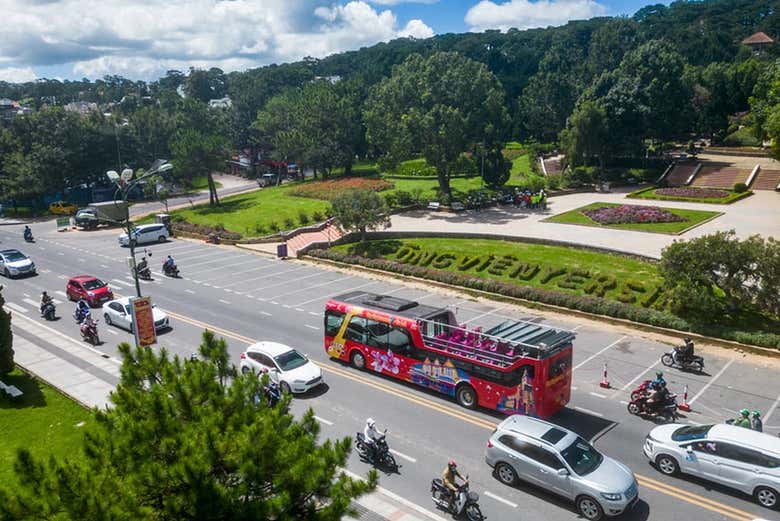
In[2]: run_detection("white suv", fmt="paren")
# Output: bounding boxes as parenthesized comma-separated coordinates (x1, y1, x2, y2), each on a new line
(119, 224, 169, 246)
(485, 415, 638, 520)
(644, 423, 780, 509)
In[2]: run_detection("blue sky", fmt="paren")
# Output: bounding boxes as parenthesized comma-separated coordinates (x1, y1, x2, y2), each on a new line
(0, 0, 670, 83)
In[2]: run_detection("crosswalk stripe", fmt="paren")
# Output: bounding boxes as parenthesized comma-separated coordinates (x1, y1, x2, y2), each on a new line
(23, 298, 40, 308)
(5, 302, 28, 314)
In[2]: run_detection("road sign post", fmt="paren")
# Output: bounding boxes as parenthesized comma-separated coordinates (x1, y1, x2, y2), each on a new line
(130, 296, 156, 347)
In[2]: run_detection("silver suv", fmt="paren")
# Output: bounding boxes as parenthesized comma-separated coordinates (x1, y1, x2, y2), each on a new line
(485, 415, 638, 521)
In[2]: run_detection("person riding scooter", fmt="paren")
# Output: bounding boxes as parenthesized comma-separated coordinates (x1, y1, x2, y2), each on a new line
(441, 460, 466, 510)
(23, 226, 33, 242)
(645, 378, 671, 413)
(163, 255, 175, 271)
(74, 299, 90, 322)
(363, 418, 381, 463)
(40, 291, 53, 314)
(674, 338, 695, 363)
(135, 257, 151, 279)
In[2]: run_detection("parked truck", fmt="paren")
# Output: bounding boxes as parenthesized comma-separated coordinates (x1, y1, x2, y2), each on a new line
(74, 201, 128, 229)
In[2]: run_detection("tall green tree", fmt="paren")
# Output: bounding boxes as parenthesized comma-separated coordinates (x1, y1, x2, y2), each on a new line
(330, 189, 390, 242)
(170, 129, 228, 206)
(0, 286, 13, 375)
(0, 332, 376, 520)
(559, 100, 609, 173)
(364, 52, 509, 197)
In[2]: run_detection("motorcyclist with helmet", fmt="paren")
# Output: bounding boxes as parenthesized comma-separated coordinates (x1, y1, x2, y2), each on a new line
(731, 409, 752, 428)
(74, 299, 90, 322)
(40, 291, 53, 314)
(674, 338, 695, 363)
(163, 255, 177, 275)
(23, 225, 33, 242)
(645, 372, 670, 413)
(364, 418, 381, 462)
(441, 460, 466, 510)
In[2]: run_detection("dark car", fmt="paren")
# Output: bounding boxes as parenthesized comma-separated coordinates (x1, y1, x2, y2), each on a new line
(66, 275, 113, 306)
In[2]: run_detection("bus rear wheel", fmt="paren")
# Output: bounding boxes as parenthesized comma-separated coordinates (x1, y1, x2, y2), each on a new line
(350, 351, 366, 370)
(456, 384, 477, 410)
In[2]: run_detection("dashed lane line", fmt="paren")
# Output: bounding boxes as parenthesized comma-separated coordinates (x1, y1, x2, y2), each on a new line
(158, 310, 764, 521)
(218, 299, 230, 305)
(389, 448, 417, 463)
(260, 311, 272, 317)
(588, 392, 607, 399)
(313, 415, 334, 426)
(763, 392, 780, 423)
(291, 280, 377, 307)
(688, 359, 735, 405)
(573, 335, 628, 371)
(483, 491, 518, 508)
(185, 289, 196, 294)
(5, 302, 28, 314)
(305, 325, 319, 331)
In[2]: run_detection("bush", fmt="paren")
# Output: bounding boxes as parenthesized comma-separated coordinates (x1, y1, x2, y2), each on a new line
(269, 221, 280, 233)
(570, 166, 596, 186)
(386, 158, 436, 177)
(283, 217, 295, 229)
(382, 192, 399, 208)
(395, 190, 415, 206)
(545, 174, 562, 190)
(254, 223, 267, 235)
(312, 210, 325, 222)
(733, 182, 748, 193)
(298, 211, 310, 226)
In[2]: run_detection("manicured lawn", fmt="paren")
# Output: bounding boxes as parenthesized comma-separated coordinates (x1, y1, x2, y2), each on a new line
(334, 237, 663, 304)
(386, 176, 485, 200)
(0, 369, 89, 486)
(545, 202, 721, 235)
(169, 184, 331, 237)
(627, 186, 752, 205)
(509, 153, 533, 178)
(189, 175, 223, 191)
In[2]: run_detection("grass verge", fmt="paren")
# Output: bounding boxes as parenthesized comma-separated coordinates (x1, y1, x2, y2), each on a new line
(189, 176, 223, 191)
(0, 368, 89, 485)
(545, 202, 721, 235)
(627, 186, 752, 205)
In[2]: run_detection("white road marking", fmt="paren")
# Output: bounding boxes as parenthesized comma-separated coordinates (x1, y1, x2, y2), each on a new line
(282, 304, 291, 308)
(218, 299, 230, 305)
(23, 298, 39, 308)
(5, 302, 28, 314)
(224, 289, 233, 293)
(192, 280, 202, 284)
(106, 329, 119, 335)
(203, 283, 212, 287)
(212, 286, 222, 290)
(270, 301, 279, 305)
(574, 406, 604, 418)
(313, 415, 334, 426)
(589, 392, 607, 399)
(573, 335, 627, 370)
(249, 271, 324, 293)
(23, 293, 30, 298)
(308, 311, 319, 316)
(100, 264, 108, 268)
(619, 400, 629, 405)
(55, 290, 67, 298)
(688, 359, 735, 405)
(462, 305, 509, 325)
(219, 265, 311, 288)
(291, 280, 377, 307)
(764, 393, 780, 423)
(57, 252, 64, 255)
(483, 491, 518, 508)
(305, 325, 319, 331)
(571, 385, 578, 391)
(57, 274, 67, 279)
(389, 448, 417, 463)
(111, 279, 132, 288)
(620, 359, 661, 391)
(185, 289, 195, 294)
(260, 311, 272, 317)
(295, 308, 304, 312)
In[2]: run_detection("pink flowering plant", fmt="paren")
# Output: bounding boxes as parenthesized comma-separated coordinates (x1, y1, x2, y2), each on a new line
(655, 187, 729, 199)
(583, 204, 685, 225)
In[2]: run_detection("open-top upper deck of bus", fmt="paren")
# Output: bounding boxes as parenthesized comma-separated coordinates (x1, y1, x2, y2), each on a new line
(329, 291, 575, 368)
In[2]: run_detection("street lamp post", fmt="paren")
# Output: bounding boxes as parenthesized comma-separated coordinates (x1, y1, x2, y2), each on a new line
(106, 162, 173, 298)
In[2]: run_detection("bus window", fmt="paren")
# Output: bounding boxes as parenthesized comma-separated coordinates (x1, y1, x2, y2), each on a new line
(344, 316, 368, 344)
(387, 327, 412, 356)
(366, 319, 391, 350)
(548, 352, 572, 380)
(325, 310, 345, 337)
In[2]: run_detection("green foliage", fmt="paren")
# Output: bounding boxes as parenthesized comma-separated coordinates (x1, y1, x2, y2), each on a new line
(298, 210, 310, 226)
(170, 129, 229, 206)
(330, 189, 390, 241)
(722, 127, 761, 147)
(733, 182, 748, 193)
(384, 158, 436, 177)
(283, 217, 295, 229)
(0, 286, 13, 375)
(0, 333, 376, 520)
(481, 146, 512, 188)
(311, 210, 325, 222)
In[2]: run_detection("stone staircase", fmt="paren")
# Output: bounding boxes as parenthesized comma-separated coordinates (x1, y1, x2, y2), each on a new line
(692, 164, 749, 188)
(752, 169, 780, 191)
(285, 220, 343, 256)
(664, 162, 698, 186)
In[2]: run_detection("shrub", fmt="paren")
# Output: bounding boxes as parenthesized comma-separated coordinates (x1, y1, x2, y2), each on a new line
(312, 210, 325, 222)
(298, 211, 310, 226)
(283, 217, 295, 229)
(733, 182, 748, 193)
(254, 223, 267, 235)
(395, 190, 415, 206)
(382, 192, 399, 208)
(269, 221, 280, 233)
(626, 280, 646, 293)
(386, 158, 437, 177)
(545, 174, 562, 190)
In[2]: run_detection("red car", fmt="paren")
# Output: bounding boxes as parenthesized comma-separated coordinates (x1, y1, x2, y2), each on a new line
(66, 275, 114, 307)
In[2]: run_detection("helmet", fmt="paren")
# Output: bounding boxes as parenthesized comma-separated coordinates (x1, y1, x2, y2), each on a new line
(448, 460, 457, 470)
(366, 418, 375, 428)
(753, 411, 761, 418)
(655, 371, 664, 379)
(740, 409, 750, 417)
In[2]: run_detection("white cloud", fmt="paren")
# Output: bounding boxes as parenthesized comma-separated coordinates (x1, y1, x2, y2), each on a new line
(0, 67, 37, 83)
(0, 0, 435, 80)
(465, 0, 606, 32)
(368, 0, 438, 5)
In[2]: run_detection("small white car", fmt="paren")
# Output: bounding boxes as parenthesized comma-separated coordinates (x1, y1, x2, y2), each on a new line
(239, 341, 323, 394)
(0, 249, 36, 278)
(644, 423, 780, 509)
(118, 223, 169, 247)
(102, 297, 170, 332)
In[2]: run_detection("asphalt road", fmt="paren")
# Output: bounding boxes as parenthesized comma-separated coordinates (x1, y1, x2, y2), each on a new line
(2, 221, 779, 521)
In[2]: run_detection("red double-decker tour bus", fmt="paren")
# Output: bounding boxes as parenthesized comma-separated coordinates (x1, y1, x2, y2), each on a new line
(324, 292, 575, 418)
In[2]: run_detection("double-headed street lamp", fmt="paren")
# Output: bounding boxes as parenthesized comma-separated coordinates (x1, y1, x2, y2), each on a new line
(106, 161, 173, 298)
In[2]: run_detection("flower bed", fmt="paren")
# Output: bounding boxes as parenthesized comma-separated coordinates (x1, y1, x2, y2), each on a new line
(289, 178, 393, 200)
(583, 204, 685, 225)
(655, 187, 730, 199)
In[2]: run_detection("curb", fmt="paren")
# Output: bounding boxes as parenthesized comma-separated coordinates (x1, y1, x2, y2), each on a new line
(302, 255, 780, 358)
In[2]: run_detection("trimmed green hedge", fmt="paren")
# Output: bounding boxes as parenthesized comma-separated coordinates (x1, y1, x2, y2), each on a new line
(308, 249, 780, 350)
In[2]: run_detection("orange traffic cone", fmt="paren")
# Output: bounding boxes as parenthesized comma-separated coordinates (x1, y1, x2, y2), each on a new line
(678, 384, 691, 412)
(599, 363, 610, 389)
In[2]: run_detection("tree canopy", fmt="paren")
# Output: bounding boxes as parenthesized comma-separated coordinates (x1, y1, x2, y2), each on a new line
(0, 331, 376, 520)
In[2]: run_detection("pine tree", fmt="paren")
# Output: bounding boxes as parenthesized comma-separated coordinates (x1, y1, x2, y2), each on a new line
(0, 331, 376, 520)
(0, 286, 14, 375)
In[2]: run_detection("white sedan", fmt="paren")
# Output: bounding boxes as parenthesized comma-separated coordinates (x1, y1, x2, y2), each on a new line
(102, 297, 170, 332)
(239, 341, 323, 394)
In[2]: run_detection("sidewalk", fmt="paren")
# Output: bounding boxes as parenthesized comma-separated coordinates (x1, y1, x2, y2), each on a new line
(8, 312, 444, 521)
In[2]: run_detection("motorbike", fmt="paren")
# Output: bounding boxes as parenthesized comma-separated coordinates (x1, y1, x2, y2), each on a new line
(41, 302, 56, 321)
(627, 394, 678, 422)
(80, 319, 100, 345)
(630, 380, 651, 401)
(431, 476, 483, 521)
(73, 307, 90, 323)
(356, 430, 398, 470)
(661, 348, 704, 373)
(23, 231, 34, 243)
(162, 262, 180, 278)
(134, 264, 152, 281)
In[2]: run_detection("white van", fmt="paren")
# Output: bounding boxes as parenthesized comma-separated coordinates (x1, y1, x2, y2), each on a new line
(644, 423, 780, 509)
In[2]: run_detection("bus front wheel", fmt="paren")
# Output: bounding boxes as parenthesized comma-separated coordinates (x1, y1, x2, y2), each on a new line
(456, 384, 477, 410)
(350, 350, 366, 370)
